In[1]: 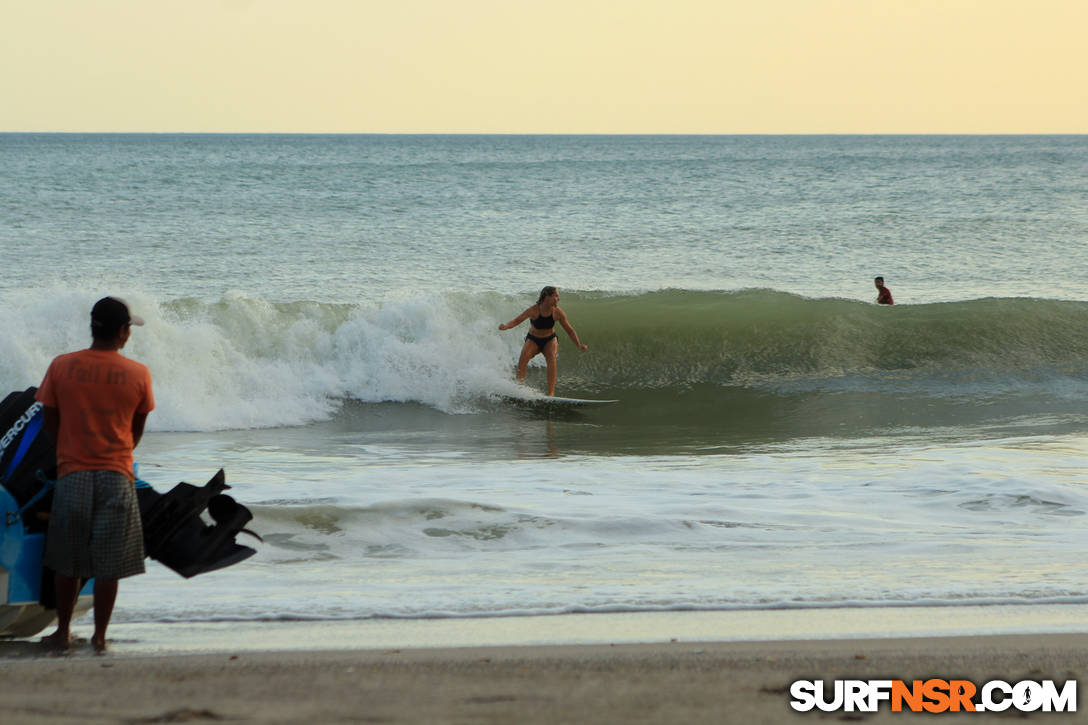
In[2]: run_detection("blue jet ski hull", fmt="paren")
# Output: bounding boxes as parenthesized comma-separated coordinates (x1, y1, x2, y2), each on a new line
(1, 387, 259, 639)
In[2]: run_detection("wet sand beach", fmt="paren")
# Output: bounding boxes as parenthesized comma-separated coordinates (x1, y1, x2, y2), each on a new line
(1, 633, 1084, 724)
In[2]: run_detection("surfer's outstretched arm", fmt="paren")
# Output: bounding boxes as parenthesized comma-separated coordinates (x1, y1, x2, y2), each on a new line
(499, 306, 536, 331)
(557, 308, 588, 352)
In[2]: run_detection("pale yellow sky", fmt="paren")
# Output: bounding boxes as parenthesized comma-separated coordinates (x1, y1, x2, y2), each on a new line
(2, 0, 1085, 133)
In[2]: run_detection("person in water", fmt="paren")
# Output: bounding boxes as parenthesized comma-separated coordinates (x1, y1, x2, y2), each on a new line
(874, 276, 894, 305)
(499, 286, 588, 397)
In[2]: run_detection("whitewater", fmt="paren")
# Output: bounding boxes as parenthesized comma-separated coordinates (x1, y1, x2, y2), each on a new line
(1, 133, 1086, 633)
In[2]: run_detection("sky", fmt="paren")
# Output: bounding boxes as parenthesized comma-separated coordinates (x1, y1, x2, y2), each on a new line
(2, 0, 1085, 133)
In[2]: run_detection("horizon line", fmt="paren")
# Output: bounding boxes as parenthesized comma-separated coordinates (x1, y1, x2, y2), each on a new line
(2, 131, 1086, 137)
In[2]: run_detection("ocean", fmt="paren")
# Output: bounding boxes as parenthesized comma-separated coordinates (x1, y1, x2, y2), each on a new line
(2, 134, 1087, 642)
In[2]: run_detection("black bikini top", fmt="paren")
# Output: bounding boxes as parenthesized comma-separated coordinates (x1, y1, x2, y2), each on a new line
(533, 311, 556, 329)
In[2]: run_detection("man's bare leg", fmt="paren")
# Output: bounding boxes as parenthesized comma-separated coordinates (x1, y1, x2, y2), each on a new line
(41, 574, 80, 650)
(91, 578, 119, 653)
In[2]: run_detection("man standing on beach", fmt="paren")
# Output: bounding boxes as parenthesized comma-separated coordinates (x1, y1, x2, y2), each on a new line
(36, 297, 155, 653)
(874, 276, 894, 305)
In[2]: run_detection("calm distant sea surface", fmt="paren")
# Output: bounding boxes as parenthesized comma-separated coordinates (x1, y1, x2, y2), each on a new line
(2, 134, 1087, 628)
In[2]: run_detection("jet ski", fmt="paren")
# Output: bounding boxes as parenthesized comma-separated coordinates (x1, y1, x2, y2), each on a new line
(0, 387, 259, 638)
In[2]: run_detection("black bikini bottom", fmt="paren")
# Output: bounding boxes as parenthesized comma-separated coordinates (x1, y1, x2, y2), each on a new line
(526, 332, 557, 352)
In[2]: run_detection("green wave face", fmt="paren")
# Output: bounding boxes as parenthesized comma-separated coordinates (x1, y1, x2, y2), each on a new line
(557, 290, 1088, 390)
(498, 290, 1088, 451)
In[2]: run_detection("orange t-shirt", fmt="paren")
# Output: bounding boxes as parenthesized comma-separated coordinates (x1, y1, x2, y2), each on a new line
(36, 348, 155, 480)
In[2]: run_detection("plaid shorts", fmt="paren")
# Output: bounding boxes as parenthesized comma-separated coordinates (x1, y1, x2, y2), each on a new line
(44, 470, 146, 580)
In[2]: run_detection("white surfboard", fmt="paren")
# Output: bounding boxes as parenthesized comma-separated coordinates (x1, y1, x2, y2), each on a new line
(500, 394, 618, 408)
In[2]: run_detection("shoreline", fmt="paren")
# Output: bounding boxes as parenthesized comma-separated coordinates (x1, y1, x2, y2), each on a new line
(11, 601, 1088, 658)
(2, 633, 1084, 724)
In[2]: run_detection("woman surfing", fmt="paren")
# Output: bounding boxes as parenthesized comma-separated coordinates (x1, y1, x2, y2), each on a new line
(499, 286, 588, 397)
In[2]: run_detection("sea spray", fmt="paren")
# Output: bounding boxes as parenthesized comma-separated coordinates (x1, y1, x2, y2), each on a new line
(3, 288, 526, 429)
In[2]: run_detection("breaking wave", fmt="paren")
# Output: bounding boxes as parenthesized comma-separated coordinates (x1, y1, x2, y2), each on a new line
(5, 287, 1088, 431)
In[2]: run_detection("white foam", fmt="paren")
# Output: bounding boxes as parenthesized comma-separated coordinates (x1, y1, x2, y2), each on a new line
(1, 287, 529, 431)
